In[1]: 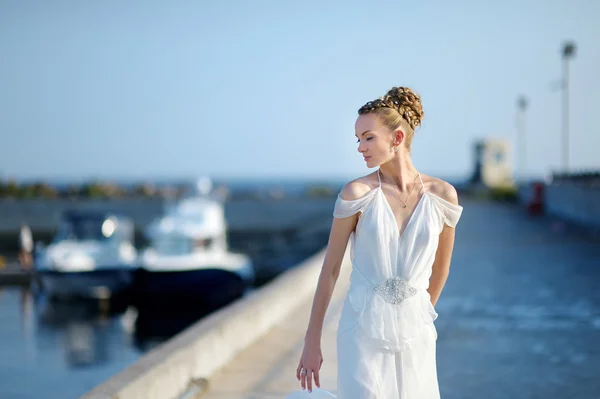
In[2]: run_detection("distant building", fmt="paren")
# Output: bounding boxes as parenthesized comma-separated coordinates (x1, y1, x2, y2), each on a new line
(470, 138, 514, 188)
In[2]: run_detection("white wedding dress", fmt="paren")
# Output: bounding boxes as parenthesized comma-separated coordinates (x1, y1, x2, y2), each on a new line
(286, 170, 463, 398)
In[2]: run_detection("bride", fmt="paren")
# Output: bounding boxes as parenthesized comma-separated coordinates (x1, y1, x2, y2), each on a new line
(286, 87, 463, 398)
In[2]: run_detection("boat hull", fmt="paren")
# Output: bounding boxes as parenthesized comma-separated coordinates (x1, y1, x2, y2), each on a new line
(38, 268, 135, 299)
(133, 267, 249, 311)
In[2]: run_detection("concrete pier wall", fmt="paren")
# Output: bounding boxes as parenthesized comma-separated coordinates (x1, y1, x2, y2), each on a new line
(0, 198, 335, 234)
(545, 184, 600, 229)
(518, 182, 600, 230)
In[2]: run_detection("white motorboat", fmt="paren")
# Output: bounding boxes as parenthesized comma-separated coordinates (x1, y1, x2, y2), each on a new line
(135, 177, 254, 310)
(35, 210, 137, 299)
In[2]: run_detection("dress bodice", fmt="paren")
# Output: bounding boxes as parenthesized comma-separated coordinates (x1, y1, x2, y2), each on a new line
(333, 170, 463, 352)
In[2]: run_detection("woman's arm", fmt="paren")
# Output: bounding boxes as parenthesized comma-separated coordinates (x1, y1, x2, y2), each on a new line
(428, 224, 456, 306)
(304, 213, 356, 343)
(428, 181, 460, 306)
(297, 181, 368, 392)
(303, 180, 368, 343)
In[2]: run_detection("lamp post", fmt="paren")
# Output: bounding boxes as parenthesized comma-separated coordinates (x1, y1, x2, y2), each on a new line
(516, 95, 528, 183)
(561, 41, 576, 173)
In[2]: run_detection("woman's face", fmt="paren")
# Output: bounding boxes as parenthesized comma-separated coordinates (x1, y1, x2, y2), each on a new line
(355, 113, 398, 167)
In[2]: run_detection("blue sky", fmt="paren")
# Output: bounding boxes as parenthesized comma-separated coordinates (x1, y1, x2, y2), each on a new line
(1, 0, 599, 181)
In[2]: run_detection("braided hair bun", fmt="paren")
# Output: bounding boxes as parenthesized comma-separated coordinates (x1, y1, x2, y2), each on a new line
(358, 87, 424, 130)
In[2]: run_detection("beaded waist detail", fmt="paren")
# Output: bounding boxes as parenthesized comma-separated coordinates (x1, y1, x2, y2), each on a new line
(346, 269, 438, 352)
(371, 276, 418, 305)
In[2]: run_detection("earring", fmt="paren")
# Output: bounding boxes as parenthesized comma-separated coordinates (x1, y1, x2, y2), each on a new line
(393, 146, 398, 152)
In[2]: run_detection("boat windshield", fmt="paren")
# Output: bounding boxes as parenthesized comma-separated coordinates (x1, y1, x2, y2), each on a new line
(54, 217, 117, 242)
(152, 236, 193, 255)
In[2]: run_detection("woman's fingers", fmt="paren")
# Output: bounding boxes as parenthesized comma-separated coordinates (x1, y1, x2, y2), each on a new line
(297, 362, 322, 391)
(296, 363, 302, 381)
(306, 369, 313, 392)
(300, 368, 307, 390)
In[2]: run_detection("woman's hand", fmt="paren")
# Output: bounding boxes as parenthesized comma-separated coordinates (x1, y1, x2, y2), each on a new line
(296, 338, 323, 393)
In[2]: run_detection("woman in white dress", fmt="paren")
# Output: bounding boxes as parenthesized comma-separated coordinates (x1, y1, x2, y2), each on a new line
(290, 86, 463, 398)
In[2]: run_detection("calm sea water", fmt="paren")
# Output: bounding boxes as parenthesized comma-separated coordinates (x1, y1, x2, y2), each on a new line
(0, 285, 257, 399)
(0, 288, 143, 399)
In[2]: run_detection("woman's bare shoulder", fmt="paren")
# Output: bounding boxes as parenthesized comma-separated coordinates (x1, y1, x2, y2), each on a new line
(422, 174, 459, 206)
(339, 172, 380, 201)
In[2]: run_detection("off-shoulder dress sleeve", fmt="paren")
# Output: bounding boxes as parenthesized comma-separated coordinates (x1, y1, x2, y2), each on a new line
(429, 193, 463, 228)
(332, 189, 378, 219)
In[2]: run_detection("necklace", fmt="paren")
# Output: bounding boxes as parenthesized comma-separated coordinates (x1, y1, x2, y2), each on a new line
(379, 170, 420, 208)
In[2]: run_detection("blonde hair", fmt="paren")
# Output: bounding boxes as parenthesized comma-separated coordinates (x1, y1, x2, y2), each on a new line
(358, 87, 424, 152)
